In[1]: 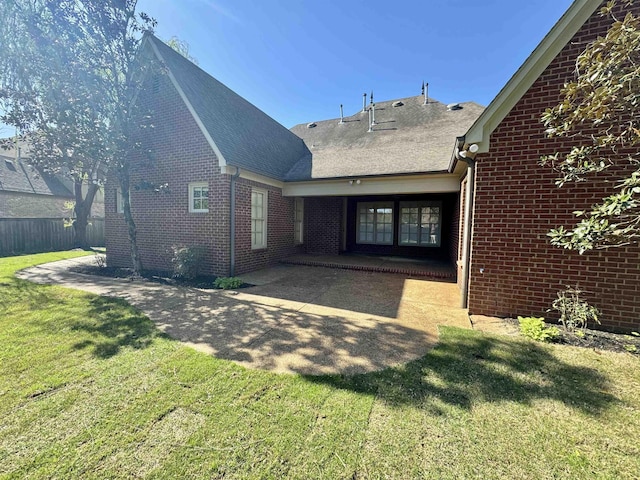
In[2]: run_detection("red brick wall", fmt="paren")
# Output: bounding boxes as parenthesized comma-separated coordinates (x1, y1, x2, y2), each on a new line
(305, 197, 343, 255)
(233, 177, 303, 275)
(105, 65, 303, 276)
(468, 4, 640, 332)
(105, 67, 231, 276)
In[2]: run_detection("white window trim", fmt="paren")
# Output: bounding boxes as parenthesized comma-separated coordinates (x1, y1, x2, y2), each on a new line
(115, 187, 128, 214)
(251, 188, 268, 250)
(398, 201, 442, 247)
(356, 201, 394, 245)
(189, 182, 209, 213)
(294, 197, 304, 245)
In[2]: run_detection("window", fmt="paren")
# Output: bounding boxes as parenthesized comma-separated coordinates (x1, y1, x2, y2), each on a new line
(399, 201, 441, 247)
(356, 202, 393, 245)
(115, 188, 127, 214)
(251, 188, 268, 249)
(294, 197, 304, 244)
(189, 182, 209, 213)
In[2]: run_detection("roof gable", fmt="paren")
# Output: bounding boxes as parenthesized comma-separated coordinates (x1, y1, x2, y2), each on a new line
(145, 35, 309, 180)
(464, 0, 602, 152)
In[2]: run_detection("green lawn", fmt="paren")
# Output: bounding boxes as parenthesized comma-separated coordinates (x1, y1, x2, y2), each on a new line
(1, 252, 639, 479)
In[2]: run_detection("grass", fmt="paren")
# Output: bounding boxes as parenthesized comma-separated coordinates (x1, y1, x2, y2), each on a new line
(1, 251, 639, 479)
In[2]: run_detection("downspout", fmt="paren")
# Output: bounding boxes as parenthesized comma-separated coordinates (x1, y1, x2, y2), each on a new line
(457, 142, 479, 309)
(229, 166, 241, 276)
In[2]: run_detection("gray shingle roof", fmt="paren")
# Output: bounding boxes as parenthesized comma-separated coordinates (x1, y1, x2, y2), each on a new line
(147, 35, 309, 180)
(0, 154, 73, 197)
(287, 96, 484, 181)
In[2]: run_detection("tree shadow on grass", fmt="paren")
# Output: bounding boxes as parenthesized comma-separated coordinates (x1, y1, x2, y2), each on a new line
(70, 295, 163, 358)
(307, 327, 618, 417)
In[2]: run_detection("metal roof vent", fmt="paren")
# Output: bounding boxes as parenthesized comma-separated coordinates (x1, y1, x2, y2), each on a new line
(447, 103, 463, 111)
(307, 122, 317, 128)
(392, 101, 404, 107)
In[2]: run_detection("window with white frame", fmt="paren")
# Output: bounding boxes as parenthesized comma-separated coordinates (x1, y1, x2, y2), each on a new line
(115, 187, 127, 214)
(251, 188, 268, 249)
(294, 197, 304, 244)
(399, 201, 442, 247)
(189, 182, 209, 213)
(356, 202, 393, 245)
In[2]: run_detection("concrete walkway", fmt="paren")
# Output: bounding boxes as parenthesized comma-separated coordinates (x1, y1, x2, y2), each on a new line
(18, 256, 472, 375)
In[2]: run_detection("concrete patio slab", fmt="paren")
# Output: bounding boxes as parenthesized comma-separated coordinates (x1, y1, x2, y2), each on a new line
(17, 256, 472, 375)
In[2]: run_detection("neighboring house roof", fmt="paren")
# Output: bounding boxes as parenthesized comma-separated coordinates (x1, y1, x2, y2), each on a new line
(145, 34, 310, 181)
(463, 0, 602, 152)
(0, 154, 73, 197)
(288, 97, 483, 181)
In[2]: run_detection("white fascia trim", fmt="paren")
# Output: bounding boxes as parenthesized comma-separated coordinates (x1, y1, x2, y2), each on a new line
(220, 165, 284, 189)
(465, 0, 601, 153)
(148, 39, 228, 167)
(282, 174, 460, 197)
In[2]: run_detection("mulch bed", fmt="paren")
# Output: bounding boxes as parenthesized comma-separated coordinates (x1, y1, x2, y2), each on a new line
(69, 265, 252, 290)
(504, 318, 640, 355)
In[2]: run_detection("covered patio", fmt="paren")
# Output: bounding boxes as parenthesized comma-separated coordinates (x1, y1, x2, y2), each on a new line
(280, 253, 456, 280)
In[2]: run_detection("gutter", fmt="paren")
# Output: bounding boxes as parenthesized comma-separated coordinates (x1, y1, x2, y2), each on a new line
(229, 166, 241, 276)
(455, 137, 479, 309)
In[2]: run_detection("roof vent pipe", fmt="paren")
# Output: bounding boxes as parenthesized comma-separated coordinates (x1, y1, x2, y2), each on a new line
(370, 90, 374, 105)
(424, 82, 429, 105)
(362, 93, 367, 113)
(339, 104, 344, 124)
(371, 103, 376, 125)
(368, 107, 373, 133)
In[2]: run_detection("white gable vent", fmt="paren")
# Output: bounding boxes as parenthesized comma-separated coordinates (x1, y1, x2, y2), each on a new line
(447, 103, 462, 111)
(307, 122, 317, 128)
(392, 101, 404, 107)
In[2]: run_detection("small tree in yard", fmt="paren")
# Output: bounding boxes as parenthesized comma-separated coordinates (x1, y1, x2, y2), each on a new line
(0, 0, 155, 273)
(541, 0, 640, 253)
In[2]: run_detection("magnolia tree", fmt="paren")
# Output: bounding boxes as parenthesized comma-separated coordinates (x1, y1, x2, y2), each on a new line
(0, 0, 155, 272)
(541, 1, 640, 253)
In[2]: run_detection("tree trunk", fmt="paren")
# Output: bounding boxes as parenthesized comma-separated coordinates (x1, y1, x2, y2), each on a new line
(73, 180, 99, 249)
(120, 175, 143, 275)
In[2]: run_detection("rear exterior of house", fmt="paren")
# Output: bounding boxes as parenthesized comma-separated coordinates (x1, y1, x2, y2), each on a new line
(464, 0, 640, 332)
(105, 38, 305, 276)
(106, 0, 640, 332)
(106, 34, 481, 278)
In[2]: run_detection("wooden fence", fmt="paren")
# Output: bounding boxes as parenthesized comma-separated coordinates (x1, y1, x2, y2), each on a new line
(0, 218, 105, 256)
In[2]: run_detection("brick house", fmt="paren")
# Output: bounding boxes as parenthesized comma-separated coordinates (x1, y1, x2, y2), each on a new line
(105, 34, 482, 277)
(0, 142, 105, 219)
(106, 0, 640, 331)
(0, 152, 75, 218)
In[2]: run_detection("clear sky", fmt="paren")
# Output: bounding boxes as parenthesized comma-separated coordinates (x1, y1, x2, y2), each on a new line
(136, 0, 574, 128)
(0, 0, 575, 136)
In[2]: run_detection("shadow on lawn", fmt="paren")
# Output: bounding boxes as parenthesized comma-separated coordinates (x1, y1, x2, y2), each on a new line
(70, 296, 162, 358)
(307, 328, 617, 416)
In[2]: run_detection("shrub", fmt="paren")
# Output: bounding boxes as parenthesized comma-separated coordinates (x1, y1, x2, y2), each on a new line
(518, 316, 560, 343)
(214, 277, 243, 290)
(170, 245, 204, 280)
(550, 286, 600, 332)
(94, 253, 107, 268)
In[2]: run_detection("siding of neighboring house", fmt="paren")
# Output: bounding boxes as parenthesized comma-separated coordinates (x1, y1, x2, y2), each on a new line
(0, 191, 72, 218)
(468, 5, 640, 332)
